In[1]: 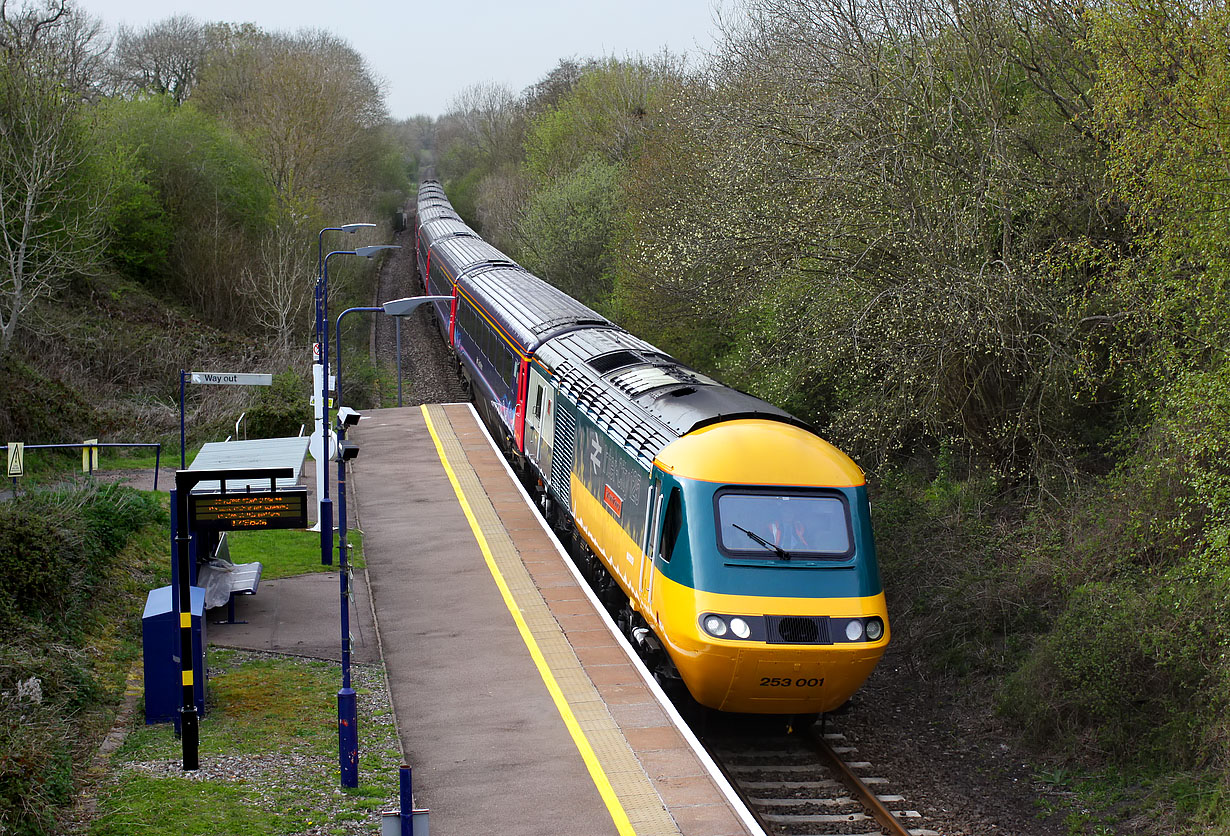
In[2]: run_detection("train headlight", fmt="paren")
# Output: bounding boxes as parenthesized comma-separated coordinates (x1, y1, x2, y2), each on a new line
(865, 617, 884, 641)
(703, 615, 728, 637)
(729, 617, 751, 639)
(845, 619, 865, 641)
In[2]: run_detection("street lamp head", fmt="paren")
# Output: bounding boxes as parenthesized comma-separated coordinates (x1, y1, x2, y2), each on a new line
(355, 244, 401, 258)
(342, 223, 376, 234)
(382, 295, 453, 317)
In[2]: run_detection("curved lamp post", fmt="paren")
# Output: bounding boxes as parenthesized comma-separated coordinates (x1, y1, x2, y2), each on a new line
(317, 244, 400, 557)
(311, 224, 376, 533)
(332, 293, 448, 789)
(315, 224, 375, 348)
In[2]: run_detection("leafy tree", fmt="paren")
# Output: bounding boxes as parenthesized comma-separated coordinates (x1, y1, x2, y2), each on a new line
(517, 155, 621, 311)
(1089, 0, 1230, 388)
(623, 0, 1110, 479)
(1088, 0, 1230, 563)
(193, 25, 388, 213)
(510, 56, 684, 310)
(95, 96, 273, 325)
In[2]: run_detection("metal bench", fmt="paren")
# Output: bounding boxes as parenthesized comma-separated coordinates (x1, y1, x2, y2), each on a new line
(196, 533, 264, 624)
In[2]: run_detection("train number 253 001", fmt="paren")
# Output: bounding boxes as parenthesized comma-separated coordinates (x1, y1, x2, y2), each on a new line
(760, 677, 824, 687)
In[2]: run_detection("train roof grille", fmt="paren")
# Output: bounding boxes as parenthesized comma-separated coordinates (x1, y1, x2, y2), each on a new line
(587, 350, 640, 374)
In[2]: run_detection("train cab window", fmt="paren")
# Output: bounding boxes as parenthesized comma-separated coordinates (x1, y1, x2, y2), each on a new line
(533, 385, 544, 419)
(715, 491, 853, 560)
(659, 488, 683, 563)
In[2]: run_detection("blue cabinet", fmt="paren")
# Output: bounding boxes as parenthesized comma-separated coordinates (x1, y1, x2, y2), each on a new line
(142, 585, 206, 725)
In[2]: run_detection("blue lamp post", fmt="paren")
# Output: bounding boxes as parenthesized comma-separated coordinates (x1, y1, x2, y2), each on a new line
(332, 293, 448, 789)
(315, 224, 375, 349)
(311, 225, 376, 536)
(318, 244, 400, 568)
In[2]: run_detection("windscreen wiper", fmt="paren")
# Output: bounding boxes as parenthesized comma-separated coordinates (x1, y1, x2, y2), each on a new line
(732, 524, 791, 561)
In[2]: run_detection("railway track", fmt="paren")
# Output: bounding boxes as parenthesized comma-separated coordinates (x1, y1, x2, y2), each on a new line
(703, 721, 939, 836)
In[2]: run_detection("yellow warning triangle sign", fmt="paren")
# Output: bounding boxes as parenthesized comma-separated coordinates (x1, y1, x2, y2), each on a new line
(6, 442, 24, 477)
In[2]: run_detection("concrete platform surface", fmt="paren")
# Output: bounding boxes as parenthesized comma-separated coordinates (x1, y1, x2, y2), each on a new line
(349, 404, 759, 836)
(205, 572, 378, 664)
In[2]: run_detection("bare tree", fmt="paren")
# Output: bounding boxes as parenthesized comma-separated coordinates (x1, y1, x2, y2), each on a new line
(238, 212, 313, 355)
(107, 14, 207, 103)
(441, 82, 526, 171)
(0, 0, 109, 357)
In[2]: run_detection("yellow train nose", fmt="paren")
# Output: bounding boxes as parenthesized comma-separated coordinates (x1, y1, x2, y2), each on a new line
(675, 641, 885, 713)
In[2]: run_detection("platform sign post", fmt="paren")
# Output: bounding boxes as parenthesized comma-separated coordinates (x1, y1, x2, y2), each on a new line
(172, 466, 295, 771)
(179, 371, 274, 468)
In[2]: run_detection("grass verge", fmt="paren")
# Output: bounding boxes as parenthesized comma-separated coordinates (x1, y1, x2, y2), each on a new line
(87, 650, 401, 836)
(225, 529, 365, 579)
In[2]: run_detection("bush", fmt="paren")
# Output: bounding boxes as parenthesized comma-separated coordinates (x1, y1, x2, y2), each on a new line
(0, 356, 94, 443)
(999, 563, 1230, 767)
(0, 483, 163, 835)
(0, 484, 162, 633)
(244, 370, 310, 439)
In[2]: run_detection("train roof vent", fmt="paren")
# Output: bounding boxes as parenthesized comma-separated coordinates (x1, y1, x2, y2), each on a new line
(587, 350, 641, 374)
(611, 367, 684, 396)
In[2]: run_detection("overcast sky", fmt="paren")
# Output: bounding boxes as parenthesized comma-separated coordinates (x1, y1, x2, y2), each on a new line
(78, 0, 729, 119)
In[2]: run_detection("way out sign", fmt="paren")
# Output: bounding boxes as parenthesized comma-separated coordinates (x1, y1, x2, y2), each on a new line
(190, 372, 273, 386)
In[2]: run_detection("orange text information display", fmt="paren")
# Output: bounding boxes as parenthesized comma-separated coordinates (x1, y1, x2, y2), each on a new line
(188, 489, 308, 531)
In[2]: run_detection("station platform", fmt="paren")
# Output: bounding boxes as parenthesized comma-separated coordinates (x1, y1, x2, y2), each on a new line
(349, 404, 761, 836)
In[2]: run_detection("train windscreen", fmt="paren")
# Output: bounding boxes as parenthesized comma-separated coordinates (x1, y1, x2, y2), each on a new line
(715, 491, 852, 560)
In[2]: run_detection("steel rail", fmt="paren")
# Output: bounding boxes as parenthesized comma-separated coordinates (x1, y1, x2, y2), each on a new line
(804, 726, 914, 836)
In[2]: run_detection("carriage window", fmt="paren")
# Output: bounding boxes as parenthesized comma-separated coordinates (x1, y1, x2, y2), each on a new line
(716, 492, 852, 559)
(660, 488, 682, 563)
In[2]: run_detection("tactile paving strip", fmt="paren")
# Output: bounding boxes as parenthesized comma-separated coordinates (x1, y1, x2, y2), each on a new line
(425, 404, 682, 836)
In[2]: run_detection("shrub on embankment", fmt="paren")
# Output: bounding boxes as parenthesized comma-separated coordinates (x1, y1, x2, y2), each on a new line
(0, 483, 164, 836)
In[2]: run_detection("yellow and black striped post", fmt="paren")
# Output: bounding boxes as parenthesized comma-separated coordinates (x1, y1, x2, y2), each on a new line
(173, 472, 200, 770)
(171, 465, 295, 771)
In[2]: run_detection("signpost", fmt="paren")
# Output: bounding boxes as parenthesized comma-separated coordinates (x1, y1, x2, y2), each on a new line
(179, 371, 274, 468)
(172, 466, 296, 771)
(189, 372, 273, 386)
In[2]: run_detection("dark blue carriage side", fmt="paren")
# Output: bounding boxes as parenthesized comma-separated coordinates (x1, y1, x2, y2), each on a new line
(452, 262, 612, 450)
(415, 180, 616, 452)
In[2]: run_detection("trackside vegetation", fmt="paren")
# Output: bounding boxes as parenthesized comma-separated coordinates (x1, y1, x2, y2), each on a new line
(0, 2, 408, 832)
(0, 484, 164, 835)
(422, 1, 1230, 832)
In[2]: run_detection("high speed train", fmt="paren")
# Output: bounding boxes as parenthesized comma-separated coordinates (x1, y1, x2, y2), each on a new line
(414, 180, 889, 716)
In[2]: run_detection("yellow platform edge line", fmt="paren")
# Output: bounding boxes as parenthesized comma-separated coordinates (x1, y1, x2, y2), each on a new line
(421, 405, 638, 836)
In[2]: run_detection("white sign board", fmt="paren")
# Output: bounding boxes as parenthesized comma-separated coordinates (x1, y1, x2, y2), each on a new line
(190, 372, 274, 386)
